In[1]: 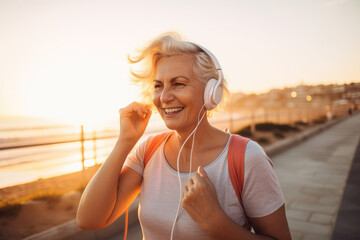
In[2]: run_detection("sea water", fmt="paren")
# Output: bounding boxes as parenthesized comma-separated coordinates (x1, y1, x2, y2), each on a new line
(0, 112, 254, 188)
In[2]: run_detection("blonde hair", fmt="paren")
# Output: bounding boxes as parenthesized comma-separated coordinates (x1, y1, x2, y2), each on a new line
(128, 32, 229, 115)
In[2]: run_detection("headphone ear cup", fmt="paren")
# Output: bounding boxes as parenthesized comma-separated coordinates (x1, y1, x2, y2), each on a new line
(204, 79, 218, 110)
(212, 81, 223, 106)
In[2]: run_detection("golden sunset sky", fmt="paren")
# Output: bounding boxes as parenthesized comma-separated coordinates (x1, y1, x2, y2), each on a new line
(0, 0, 359, 126)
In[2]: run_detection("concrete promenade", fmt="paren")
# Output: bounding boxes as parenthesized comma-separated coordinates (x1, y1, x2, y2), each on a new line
(274, 113, 360, 240)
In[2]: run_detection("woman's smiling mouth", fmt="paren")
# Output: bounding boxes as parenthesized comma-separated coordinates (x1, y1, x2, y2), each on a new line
(163, 107, 184, 115)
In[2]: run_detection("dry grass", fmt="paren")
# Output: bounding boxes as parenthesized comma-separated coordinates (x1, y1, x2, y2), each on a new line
(234, 121, 313, 146)
(0, 189, 67, 218)
(0, 200, 22, 218)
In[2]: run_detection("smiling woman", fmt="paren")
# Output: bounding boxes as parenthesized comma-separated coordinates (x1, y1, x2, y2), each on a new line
(76, 32, 291, 240)
(127, 33, 229, 116)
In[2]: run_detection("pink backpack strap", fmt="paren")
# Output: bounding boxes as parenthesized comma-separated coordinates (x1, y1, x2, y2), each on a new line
(144, 132, 172, 167)
(228, 134, 251, 230)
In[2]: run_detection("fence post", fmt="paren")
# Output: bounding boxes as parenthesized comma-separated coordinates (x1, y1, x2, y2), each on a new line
(80, 125, 86, 187)
(251, 111, 256, 134)
(299, 108, 303, 123)
(93, 130, 97, 164)
(306, 108, 310, 123)
(229, 101, 234, 133)
(288, 109, 293, 125)
(276, 110, 280, 124)
(81, 125, 85, 171)
(264, 109, 268, 123)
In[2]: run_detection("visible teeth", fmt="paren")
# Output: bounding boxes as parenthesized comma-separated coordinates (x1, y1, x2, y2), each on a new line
(164, 108, 183, 114)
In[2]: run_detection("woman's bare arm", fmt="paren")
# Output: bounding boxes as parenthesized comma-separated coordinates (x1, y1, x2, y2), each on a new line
(204, 204, 291, 240)
(76, 102, 151, 229)
(76, 140, 142, 229)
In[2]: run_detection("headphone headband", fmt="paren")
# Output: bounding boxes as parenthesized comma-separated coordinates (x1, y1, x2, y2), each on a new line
(190, 42, 224, 87)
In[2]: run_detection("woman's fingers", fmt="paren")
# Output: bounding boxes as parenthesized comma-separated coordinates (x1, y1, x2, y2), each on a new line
(184, 178, 194, 193)
(136, 103, 151, 118)
(120, 102, 151, 118)
(197, 166, 207, 178)
(118, 102, 152, 142)
(182, 167, 211, 202)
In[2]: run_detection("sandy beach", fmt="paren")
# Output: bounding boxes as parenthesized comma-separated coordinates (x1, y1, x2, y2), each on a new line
(0, 165, 100, 240)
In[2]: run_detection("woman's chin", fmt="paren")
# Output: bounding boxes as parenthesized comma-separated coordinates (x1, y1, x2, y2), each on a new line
(164, 121, 180, 131)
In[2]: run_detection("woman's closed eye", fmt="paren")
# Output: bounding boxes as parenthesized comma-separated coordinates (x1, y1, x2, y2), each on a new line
(153, 81, 162, 89)
(174, 82, 185, 87)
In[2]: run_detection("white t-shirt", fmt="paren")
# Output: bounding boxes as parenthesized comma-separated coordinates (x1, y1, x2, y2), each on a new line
(124, 134, 284, 240)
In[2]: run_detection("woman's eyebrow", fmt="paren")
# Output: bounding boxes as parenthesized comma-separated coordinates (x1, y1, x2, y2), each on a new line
(170, 76, 190, 82)
(153, 76, 190, 83)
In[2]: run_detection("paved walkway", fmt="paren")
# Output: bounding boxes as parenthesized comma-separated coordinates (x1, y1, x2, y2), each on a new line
(332, 132, 360, 240)
(273, 113, 360, 240)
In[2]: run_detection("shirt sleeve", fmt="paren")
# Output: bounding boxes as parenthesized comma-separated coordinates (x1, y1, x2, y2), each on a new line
(241, 140, 285, 218)
(123, 136, 151, 176)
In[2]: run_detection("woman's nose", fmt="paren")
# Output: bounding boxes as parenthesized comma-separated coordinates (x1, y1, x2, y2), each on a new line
(160, 87, 175, 103)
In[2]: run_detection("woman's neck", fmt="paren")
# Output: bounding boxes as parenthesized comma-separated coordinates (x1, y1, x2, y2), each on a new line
(173, 118, 221, 152)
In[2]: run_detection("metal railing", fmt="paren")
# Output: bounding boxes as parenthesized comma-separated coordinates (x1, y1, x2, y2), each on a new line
(0, 104, 351, 186)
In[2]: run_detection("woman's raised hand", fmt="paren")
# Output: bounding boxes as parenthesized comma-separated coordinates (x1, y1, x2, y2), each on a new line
(119, 102, 152, 143)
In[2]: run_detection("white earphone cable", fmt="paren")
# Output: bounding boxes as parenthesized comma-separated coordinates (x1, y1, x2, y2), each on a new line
(188, 105, 206, 180)
(170, 104, 206, 240)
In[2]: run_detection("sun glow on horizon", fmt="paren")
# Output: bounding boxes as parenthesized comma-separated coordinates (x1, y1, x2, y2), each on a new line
(0, 0, 359, 124)
(0, 48, 141, 129)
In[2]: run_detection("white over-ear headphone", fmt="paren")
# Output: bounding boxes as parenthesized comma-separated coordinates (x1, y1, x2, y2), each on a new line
(191, 43, 224, 110)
